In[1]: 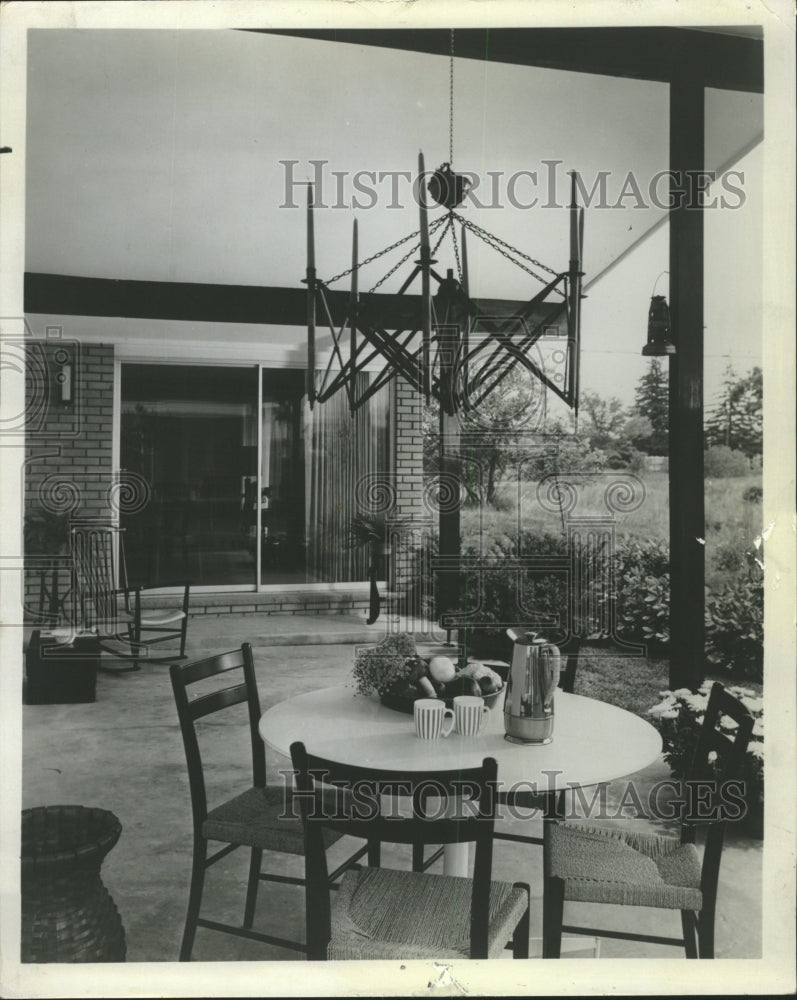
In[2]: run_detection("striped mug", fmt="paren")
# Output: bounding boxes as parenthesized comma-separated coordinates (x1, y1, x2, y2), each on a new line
(453, 695, 489, 737)
(414, 699, 455, 740)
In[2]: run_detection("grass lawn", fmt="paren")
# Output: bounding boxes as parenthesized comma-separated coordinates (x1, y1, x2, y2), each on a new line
(571, 653, 669, 718)
(461, 470, 763, 594)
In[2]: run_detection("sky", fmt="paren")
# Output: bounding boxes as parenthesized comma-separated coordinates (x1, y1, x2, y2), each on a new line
(23, 28, 763, 406)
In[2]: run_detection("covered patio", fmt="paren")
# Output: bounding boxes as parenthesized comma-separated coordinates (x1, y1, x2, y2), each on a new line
(2, 5, 794, 999)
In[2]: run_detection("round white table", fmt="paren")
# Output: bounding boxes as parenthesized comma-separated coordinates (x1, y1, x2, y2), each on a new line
(259, 686, 662, 876)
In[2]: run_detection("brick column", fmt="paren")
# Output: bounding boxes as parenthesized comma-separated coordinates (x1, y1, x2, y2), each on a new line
(391, 377, 437, 637)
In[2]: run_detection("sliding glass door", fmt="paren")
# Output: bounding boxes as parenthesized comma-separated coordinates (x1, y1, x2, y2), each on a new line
(120, 361, 392, 590)
(120, 364, 259, 588)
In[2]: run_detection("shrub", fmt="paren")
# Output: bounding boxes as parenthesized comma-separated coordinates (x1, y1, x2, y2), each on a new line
(705, 571, 764, 682)
(614, 536, 670, 646)
(458, 530, 571, 660)
(742, 484, 763, 504)
(704, 445, 750, 478)
(714, 542, 745, 574)
(648, 683, 764, 837)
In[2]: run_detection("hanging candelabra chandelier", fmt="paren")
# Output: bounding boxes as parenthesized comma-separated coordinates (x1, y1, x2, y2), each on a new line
(303, 30, 586, 417)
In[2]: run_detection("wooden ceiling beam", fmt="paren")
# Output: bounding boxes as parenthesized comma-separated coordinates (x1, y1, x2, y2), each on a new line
(248, 27, 763, 94)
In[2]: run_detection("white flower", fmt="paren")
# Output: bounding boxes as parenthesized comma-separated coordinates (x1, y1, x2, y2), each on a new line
(749, 743, 764, 760)
(707, 750, 718, 764)
(694, 715, 705, 726)
(684, 693, 709, 713)
(743, 697, 764, 715)
(648, 700, 677, 717)
(698, 681, 713, 695)
(720, 715, 739, 730)
(752, 719, 765, 737)
(672, 688, 692, 698)
(659, 708, 680, 720)
(657, 689, 674, 698)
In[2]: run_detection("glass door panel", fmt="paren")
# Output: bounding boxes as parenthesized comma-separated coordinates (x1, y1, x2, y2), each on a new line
(120, 363, 258, 588)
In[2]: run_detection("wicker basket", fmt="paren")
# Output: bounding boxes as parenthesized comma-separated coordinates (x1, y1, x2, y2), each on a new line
(21, 805, 126, 963)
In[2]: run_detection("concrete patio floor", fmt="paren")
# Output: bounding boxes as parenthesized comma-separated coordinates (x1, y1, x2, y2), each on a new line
(20, 613, 763, 965)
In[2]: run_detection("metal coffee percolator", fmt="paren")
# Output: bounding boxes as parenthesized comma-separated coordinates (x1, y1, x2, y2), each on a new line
(503, 629, 561, 745)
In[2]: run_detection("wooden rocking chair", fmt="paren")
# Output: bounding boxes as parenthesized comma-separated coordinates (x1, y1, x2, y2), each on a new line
(70, 519, 191, 672)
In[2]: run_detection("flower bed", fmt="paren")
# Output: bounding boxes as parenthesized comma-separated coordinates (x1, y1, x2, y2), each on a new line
(648, 682, 764, 838)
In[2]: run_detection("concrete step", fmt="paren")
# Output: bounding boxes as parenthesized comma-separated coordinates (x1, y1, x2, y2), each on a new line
(183, 612, 448, 652)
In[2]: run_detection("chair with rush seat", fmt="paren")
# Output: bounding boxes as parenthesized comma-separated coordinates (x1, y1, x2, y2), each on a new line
(542, 682, 754, 959)
(169, 643, 371, 959)
(290, 744, 531, 961)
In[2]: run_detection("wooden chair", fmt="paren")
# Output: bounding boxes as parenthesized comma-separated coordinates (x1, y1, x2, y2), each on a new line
(70, 519, 190, 671)
(542, 682, 754, 959)
(290, 743, 531, 960)
(169, 644, 371, 960)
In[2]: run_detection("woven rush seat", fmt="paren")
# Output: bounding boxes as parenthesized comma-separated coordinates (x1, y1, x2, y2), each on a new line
(545, 823, 703, 910)
(139, 609, 185, 627)
(203, 785, 343, 854)
(328, 867, 529, 961)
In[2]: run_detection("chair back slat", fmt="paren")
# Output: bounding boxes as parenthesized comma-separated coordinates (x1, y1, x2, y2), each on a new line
(180, 648, 248, 685)
(688, 682, 754, 784)
(188, 682, 249, 721)
(170, 643, 265, 828)
(70, 520, 126, 633)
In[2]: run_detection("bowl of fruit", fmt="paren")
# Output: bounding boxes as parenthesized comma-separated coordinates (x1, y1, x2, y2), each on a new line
(379, 655, 506, 715)
(352, 634, 506, 715)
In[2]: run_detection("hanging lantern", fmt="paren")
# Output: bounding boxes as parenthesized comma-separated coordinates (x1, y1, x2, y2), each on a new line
(642, 294, 676, 356)
(427, 163, 471, 210)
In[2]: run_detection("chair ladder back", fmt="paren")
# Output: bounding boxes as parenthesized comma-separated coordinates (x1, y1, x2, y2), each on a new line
(292, 751, 493, 846)
(681, 683, 755, 913)
(687, 683, 755, 783)
(170, 660, 211, 829)
(170, 644, 266, 829)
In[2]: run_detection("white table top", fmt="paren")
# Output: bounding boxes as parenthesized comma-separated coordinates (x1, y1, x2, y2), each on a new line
(259, 686, 662, 799)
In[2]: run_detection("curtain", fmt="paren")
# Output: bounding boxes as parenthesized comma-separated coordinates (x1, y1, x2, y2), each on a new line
(305, 374, 390, 583)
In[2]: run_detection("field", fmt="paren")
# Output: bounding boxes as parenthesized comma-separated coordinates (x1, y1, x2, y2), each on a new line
(460, 470, 763, 595)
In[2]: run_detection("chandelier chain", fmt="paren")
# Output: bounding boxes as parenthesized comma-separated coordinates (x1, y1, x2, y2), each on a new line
(452, 212, 563, 290)
(449, 28, 455, 166)
(367, 215, 448, 294)
(322, 216, 447, 287)
(449, 214, 463, 284)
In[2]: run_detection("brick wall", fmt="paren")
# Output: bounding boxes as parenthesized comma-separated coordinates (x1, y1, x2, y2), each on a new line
(24, 340, 115, 624)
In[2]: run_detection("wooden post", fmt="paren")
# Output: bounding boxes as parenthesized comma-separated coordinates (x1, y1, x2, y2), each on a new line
(668, 82, 705, 690)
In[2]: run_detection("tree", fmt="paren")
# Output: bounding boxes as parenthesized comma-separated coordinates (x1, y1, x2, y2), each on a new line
(423, 367, 538, 506)
(579, 391, 627, 451)
(633, 359, 669, 455)
(423, 368, 605, 506)
(705, 365, 762, 459)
